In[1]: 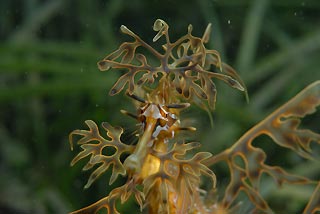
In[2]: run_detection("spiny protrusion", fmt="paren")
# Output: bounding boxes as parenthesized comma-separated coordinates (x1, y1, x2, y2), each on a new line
(126, 92, 147, 103)
(120, 109, 138, 120)
(166, 103, 190, 109)
(177, 127, 196, 131)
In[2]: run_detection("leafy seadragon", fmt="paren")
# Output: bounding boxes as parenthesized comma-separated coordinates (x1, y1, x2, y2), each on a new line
(69, 19, 320, 214)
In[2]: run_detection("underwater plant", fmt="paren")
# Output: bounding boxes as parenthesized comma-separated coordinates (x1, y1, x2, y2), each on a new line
(69, 19, 320, 213)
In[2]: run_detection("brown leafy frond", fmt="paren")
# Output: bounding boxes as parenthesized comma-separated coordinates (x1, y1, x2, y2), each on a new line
(97, 19, 246, 109)
(70, 179, 144, 214)
(204, 81, 320, 212)
(69, 120, 135, 188)
(304, 181, 320, 214)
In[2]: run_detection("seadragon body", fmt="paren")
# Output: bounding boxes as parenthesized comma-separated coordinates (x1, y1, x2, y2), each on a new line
(69, 19, 320, 214)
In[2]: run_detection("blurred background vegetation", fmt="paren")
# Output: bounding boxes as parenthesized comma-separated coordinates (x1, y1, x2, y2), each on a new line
(1, 0, 319, 213)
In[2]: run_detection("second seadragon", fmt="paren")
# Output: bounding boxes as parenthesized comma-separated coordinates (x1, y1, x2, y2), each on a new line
(69, 19, 320, 214)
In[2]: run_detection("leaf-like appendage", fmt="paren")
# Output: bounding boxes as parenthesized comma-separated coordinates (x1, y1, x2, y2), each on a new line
(304, 181, 320, 214)
(70, 179, 144, 214)
(152, 19, 169, 42)
(69, 120, 134, 188)
(97, 19, 246, 109)
(143, 142, 216, 213)
(204, 81, 320, 213)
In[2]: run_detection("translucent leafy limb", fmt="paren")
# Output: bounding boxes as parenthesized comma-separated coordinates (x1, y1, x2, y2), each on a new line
(204, 81, 320, 212)
(143, 142, 216, 213)
(69, 120, 135, 188)
(69, 179, 145, 214)
(304, 181, 320, 214)
(97, 19, 246, 109)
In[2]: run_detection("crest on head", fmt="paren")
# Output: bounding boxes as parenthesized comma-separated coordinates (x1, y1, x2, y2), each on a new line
(98, 19, 246, 110)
